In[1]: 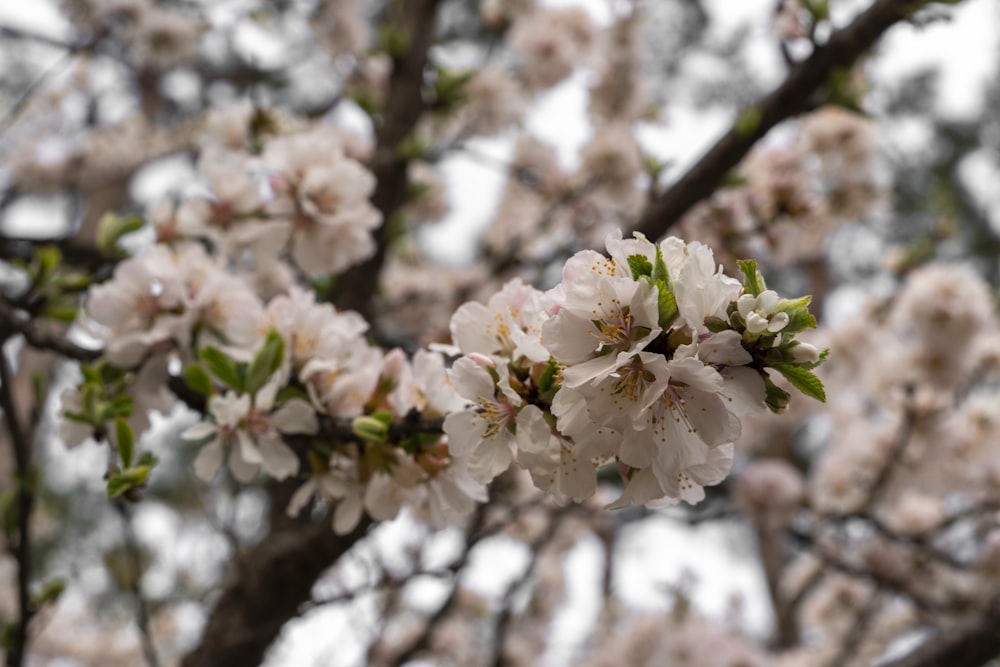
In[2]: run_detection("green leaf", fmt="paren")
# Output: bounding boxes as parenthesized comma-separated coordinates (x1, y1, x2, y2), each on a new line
(200, 346, 245, 392)
(656, 283, 679, 329)
(652, 245, 670, 284)
(106, 474, 130, 499)
(763, 374, 791, 413)
(737, 259, 766, 296)
(97, 212, 146, 257)
(107, 464, 154, 500)
(774, 296, 817, 336)
(276, 385, 309, 403)
(627, 254, 653, 280)
(34, 245, 62, 286)
(246, 330, 285, 395)
(100, 396, 134, 422)
(184, 365, 215, 397)
(136, 452, 159, 468)
(115, 418, 135, 468)
(773, 364, 826, 402)
(32, 578, 66, 607)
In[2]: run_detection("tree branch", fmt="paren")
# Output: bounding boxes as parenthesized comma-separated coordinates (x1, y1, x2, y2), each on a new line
(632, 0, 932, 240)
(0, 341, 35, 667)
(332, 0, 444, 319)
(179, 514, 373, 667)
(876, 600, 1000, 667)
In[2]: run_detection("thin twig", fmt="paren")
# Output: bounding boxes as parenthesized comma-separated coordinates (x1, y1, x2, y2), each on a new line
(0, 338, 34, 667)
(113, 502, 161, 667)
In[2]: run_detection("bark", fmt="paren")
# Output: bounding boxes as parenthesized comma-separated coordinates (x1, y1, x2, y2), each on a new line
(180, 514, 372, 667)
(877, 604, 1000, 667)
(182, 2, 443, 664)
(632, 0, 934, 241)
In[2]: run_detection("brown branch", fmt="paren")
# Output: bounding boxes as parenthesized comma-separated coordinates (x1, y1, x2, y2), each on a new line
(875, 600, 1000, 667)
(331, 0, 444, 319)
(180, 513, 373, 667)
(0, 340, 35, 667)
(0, 298, 101, 362)
(631, 0, 933, 240)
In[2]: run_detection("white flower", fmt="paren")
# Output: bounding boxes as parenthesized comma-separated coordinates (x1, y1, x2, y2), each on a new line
(450, 278, 551, 363)
(516, 405, 597, 502)
(182, 381, 317, 482)
(660, 237, 742, 335)
(443, 356, 522, 484)
(737, 290, 789, 334)
(543, 273, 660, 387)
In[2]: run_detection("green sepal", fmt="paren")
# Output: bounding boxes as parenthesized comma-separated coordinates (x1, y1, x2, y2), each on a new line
(704, 316, 729, 333)
(352, 415, 389, 443)
(773, 364, 826, 402)
(536, 358, 559, 396)
(737, 259, 766, 296)
(115, 417, 135, 468)
(246, 330, 285, 395)
(763, 374, 791, 413)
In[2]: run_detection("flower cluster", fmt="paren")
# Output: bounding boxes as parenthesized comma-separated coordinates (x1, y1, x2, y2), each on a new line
(444, 230, 825, 508)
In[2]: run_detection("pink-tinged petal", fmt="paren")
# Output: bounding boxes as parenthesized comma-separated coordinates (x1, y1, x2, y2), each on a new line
(515, 406, 550, 455)
(719, 366, 767, 417)
(443, 411, 480, 457)
(237, 430, 262, 465)
(271, 399, 319, 434)
(450, 302, 497, 356)
(606, 467, 667, 509)
(333, 495, 363, 535)
(619, 425, 653, 468)
(286, 479, 317, 517)
(542, 310, 604, 365)
(667, 357, 723, 393)
(698, 330, 752, 366)
(257, 435, 300, 480)
(679, 390, 740, 448)
(192, 440, 223, 480)
(468, 437, 514, 484)
(182, 422, 217, 441)
(448, 357, 496, 402)
(228, 444, 260, 483)
(557, 440, 597, 501)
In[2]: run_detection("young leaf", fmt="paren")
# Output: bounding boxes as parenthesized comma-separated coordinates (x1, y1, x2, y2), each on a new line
(184, 365, 215, 397)
(656, 282, 679, 329)
(246, 330, 285, 395)
(773, 364, 826, 402)
(627, 254, 652, 280)
(200, 346, 245, 392)
(115, 417, 135, 468)
(737, 259, 766, 296)
(774, 296, 817, 336)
